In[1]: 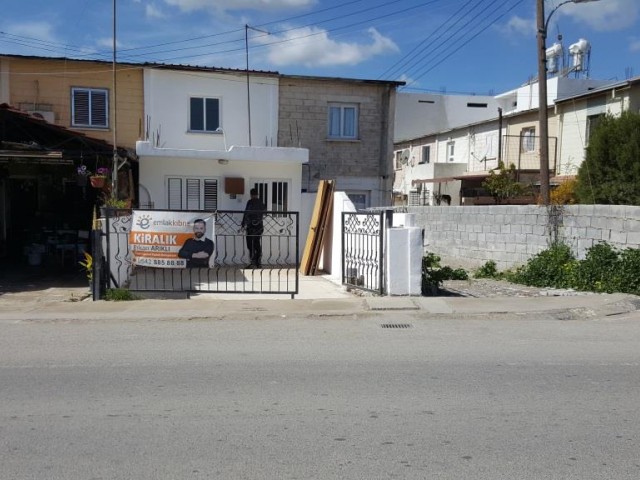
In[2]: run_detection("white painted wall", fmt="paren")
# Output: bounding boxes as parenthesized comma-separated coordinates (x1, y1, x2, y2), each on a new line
(386, 224, 422, 296)
(394, 92, 498, 142)
(138, 153, 303, 211)
(143, 68, 278, 150)
(495, 77, 613, 115)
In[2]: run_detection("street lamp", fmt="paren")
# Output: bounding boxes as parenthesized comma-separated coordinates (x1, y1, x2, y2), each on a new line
(537, 0, 599, 205)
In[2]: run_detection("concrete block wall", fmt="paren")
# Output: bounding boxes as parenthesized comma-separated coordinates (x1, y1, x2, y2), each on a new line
(407, 205, 640, 270)
(278, 77, 393, 199)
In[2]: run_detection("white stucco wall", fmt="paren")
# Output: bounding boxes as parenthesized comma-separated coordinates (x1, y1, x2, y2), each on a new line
(143, 68, 279, 150)
(139, 154, 303, 212)
(394, 92, 498, 142)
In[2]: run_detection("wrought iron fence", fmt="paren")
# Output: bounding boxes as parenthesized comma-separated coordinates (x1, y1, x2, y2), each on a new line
(342, 211, 387, 295)
(96, 208, 299, 298)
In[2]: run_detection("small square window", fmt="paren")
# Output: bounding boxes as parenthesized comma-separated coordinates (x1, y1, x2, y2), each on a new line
(328, 103, 358, 139)
(71, 88, 108, 128)
(190, 97, 220, 132)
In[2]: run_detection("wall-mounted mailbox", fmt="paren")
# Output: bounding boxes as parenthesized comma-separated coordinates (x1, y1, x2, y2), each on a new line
(225, 177, 245, 195)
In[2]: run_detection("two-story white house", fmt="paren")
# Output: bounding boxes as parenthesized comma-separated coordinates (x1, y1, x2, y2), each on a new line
(137, 64, 308, 213)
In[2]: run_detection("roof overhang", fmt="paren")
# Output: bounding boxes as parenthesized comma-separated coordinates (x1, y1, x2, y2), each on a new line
(453, 173, 491, 181)
(411, 176, 459, 185)
(136, 141, 309, 164)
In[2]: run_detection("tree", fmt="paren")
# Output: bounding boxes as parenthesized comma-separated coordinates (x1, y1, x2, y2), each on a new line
(576, 111, 640, 205)
(482, 161, 527, 204)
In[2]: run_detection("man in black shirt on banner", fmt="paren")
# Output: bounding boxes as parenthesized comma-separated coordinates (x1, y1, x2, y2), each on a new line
(178, 218, 214, 268)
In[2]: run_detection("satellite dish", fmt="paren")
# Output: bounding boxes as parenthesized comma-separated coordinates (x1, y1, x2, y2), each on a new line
(400, 149, 410, 165)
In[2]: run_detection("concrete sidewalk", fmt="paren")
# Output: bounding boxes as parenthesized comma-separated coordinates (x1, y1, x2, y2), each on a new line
(0, 274, 638, 322)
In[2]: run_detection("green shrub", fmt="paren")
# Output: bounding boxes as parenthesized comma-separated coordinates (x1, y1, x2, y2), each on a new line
(422, 253, 468, 295)
(474, 260, 500, 279)
(508, 241, 640, 295)
(572, 242, 620, 293)
(104, 288, 141, 301)
(616, 248, 640, 295)
(507, 243, 575, 288)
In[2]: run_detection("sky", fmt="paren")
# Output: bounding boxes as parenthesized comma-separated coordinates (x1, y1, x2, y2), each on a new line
(1, 0, 639, 95)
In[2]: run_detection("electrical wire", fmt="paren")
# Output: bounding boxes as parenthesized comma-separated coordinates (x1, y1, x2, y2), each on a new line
(400, 0, 527, 89)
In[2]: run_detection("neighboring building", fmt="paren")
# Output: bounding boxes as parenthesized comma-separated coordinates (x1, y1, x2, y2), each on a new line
(393, 75, 613, 206)
(0, 104, 131, 265)
(137, 65, 308, 212)
(0, 54, 143, 150)
(278, 75, 403, 209)
(0, 54, 143, 267)
(554, 76, 640, 177)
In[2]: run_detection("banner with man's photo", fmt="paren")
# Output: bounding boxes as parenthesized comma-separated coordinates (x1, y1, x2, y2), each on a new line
(129, 211, 215, 268)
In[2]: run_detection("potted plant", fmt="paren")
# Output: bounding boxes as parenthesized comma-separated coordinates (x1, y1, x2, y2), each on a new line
(100, 196, 132, 217)
(90, 167, 110, 189)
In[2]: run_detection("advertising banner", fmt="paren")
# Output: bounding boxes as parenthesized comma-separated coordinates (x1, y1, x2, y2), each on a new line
(129, 211, 215, 268)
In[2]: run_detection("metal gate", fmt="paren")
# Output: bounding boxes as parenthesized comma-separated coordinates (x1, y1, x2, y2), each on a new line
(95, 208, 299, 299)
(341, 211, 387, 295)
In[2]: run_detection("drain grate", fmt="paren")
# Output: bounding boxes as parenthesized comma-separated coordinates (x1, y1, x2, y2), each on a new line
(381, 323, 412, 329)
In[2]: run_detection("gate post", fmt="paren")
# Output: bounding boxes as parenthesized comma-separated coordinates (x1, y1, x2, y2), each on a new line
(91, 228, 105, 301)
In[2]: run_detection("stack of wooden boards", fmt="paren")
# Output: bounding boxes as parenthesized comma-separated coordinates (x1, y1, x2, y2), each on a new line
(300, 179, 335, 275)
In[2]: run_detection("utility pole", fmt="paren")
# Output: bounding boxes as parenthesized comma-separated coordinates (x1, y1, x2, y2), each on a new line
(537, 0, 550, 205)
(112, 0, 119, 198)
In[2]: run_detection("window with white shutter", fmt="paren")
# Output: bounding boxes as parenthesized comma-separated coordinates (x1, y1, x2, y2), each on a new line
(167, 177, 218, 211)
(71, 88, 108, 128)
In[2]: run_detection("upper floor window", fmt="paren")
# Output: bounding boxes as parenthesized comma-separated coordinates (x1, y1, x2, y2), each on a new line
(446, 141, 455, 162)
(328, 103, 358, 139)
(189, 97, 220, 133)
(420, 145, 431, 164)
(520, 127, 536, 153)
(586, 114, 604, 145)
(71, 88, 108, 128)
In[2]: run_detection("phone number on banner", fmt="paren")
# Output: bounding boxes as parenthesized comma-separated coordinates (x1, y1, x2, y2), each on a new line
(133, 257, 186, 268)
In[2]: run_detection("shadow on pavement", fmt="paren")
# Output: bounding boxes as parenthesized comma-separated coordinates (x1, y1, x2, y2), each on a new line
(0, 263, 88, 296)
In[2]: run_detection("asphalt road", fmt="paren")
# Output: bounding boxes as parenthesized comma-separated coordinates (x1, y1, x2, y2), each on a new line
(1, 312, 640, 479)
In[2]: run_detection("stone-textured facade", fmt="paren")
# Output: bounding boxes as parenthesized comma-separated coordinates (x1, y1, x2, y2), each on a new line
(278, 75, 401, 208)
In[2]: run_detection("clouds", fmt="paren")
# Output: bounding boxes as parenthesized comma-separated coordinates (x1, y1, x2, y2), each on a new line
(4, 21, 58, 43)
(502, 15, 536, 37)
(163, 0, 315, 13)
(561, 0, 640, 32)
(146, 4, 167, 19)
(264, 27, 398, 67)
(503, 0, 640, 37)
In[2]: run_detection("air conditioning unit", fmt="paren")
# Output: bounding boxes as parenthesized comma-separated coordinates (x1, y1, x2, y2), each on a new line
(27, 110, 55, 123)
